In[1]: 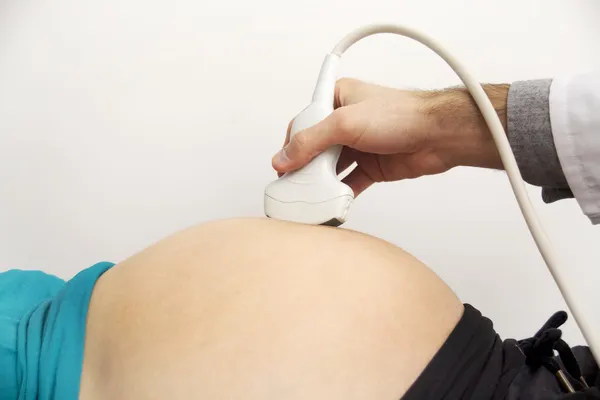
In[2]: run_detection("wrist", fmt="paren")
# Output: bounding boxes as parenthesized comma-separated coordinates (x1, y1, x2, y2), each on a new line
(416, 84, 509, 170)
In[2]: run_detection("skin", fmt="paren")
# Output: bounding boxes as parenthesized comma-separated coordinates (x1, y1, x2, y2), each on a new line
(79, 218, 463, 400)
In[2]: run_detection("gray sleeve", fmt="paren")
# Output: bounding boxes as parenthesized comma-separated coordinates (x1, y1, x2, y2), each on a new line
(506, 79, 573, 203)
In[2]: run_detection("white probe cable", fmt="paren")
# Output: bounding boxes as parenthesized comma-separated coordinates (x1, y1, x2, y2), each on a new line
(326, 24, 599, 364)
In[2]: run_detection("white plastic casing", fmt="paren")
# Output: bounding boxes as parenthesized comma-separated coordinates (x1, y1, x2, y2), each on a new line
(264, 54, 355, 226)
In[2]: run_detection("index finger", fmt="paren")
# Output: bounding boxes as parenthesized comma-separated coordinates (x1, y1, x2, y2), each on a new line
(278, 119, 295, 177)
(283, 118, 294, 147)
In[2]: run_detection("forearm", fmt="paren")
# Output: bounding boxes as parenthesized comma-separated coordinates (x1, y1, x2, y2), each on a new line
(416, 81, 573, 202)
(416, 84, 509, 170)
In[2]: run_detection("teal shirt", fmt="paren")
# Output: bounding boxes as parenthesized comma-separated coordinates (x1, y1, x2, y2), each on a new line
(0, 262, 114, 400)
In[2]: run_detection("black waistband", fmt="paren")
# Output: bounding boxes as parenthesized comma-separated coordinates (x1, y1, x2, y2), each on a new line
(401, 304, 522, 400)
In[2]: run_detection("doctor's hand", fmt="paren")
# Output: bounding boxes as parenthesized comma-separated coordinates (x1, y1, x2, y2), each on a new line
(272, 78, 508, 196)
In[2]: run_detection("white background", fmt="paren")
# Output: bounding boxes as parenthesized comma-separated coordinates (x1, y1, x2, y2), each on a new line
(1, 0, 599, 344)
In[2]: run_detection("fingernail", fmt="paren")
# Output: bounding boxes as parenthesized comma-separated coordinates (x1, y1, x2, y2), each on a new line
(273, 147, 291, 167)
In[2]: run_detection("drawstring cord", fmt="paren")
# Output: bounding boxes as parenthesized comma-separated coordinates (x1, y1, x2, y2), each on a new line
(519, 311, 589, 393)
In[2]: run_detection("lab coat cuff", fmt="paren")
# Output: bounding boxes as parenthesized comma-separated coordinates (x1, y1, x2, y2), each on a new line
(550, 73, 600, 224)
(507, 79, 573, 202)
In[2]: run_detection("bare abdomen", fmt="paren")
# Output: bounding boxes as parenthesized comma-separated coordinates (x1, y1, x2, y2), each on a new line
(80, 218, 463, 400)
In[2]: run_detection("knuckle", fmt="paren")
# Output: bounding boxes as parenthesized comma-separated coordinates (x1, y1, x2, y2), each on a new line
(336, 77, 358, 91)
(332, 108, 355, 138)
(335, 78, 357, 105)
(291, 132, 309, 152)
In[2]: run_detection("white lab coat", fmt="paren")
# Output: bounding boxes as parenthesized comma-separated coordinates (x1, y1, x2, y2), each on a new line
(550, 71, 600, 224)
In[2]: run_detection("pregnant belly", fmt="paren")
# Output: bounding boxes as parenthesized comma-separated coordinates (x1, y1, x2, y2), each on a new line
(79, 218, 462, 400)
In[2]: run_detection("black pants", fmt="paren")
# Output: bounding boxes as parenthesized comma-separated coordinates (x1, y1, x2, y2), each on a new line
(402, 305, 600, 399)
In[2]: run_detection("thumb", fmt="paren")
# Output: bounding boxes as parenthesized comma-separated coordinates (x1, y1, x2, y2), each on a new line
(272, 107, 364, 173)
